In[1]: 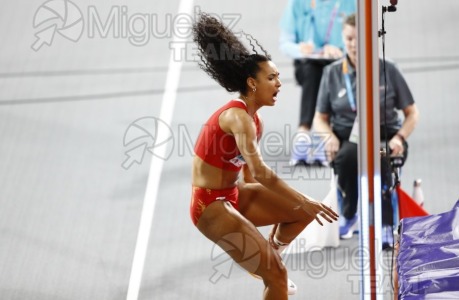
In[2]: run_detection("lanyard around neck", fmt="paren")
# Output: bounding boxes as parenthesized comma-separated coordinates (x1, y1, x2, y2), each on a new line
(309, 0, 341, 46)
(342, 59, 356, 112)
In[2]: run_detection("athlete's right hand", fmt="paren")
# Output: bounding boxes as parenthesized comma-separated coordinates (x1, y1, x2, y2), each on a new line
(294, 197, 339, 226)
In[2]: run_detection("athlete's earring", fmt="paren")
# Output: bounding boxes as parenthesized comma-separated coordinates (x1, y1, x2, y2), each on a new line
(252, 87, 256, 93)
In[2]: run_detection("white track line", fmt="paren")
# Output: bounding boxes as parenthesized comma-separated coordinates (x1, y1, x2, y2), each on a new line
(126, 0, 194, 299)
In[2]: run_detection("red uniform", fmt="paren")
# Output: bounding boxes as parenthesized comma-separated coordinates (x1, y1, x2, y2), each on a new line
(194, 99, 261, 171)
(190, 186, 239, 225)
(190, 99, 261, 225)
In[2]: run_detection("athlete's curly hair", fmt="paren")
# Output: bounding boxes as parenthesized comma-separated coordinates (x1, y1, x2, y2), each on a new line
(192, 13, 271, 94)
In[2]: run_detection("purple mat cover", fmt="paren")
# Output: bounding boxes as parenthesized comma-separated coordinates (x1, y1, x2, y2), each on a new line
(397, 200, 459, 299)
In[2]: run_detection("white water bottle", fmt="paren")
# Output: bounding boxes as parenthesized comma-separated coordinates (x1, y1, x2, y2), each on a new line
(412, 179, 424, 207)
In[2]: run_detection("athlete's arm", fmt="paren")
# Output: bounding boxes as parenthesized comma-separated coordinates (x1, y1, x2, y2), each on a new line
(242, 165, 257, 183)
(220, 108, 338, 225)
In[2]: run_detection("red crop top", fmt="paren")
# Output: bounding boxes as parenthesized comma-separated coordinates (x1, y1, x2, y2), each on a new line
(194, 99, 262, 172)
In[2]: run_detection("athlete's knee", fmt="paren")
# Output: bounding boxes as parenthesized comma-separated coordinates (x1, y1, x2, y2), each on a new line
(263, 266, 288, 292)
(259, 254, 288, 285)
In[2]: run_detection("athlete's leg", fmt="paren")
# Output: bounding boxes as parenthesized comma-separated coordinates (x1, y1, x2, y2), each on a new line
(197, 200, 289, 300)
(237, 182, 317, 244)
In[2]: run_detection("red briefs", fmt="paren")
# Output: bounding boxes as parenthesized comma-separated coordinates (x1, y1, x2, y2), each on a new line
(190, 186, 239, 225)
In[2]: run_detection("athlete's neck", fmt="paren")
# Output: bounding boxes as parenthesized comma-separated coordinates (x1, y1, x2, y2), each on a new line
(238, 95, 259, 116)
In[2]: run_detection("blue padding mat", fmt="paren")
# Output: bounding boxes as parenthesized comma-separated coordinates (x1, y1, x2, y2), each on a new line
(397, 200, 459, 299)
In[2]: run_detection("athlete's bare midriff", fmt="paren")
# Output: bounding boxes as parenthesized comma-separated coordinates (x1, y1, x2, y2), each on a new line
(192, 156, 240, 190)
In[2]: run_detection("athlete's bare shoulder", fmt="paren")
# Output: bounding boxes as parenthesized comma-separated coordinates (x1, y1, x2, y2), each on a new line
(219, 106, 255, 136)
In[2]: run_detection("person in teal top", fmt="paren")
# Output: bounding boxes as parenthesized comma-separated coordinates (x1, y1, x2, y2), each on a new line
(279, 0, 356, 166)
